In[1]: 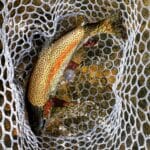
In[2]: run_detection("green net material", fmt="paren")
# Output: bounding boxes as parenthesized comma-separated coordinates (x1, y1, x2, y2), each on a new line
(0, 0, 149, 149)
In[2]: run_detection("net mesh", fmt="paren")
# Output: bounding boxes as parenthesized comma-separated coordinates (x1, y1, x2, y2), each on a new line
(0, 0, 149, 149)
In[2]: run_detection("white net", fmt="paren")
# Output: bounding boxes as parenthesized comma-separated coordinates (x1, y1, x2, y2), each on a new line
(0, 0, 149, 149)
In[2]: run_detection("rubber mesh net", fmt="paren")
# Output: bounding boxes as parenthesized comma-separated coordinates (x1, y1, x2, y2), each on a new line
(0, 0, 149, 149)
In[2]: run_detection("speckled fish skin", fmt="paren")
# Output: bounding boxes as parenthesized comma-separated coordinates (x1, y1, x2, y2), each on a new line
(27, 19, 116, 134)
(28, 27, 85, 107)
(28, 19, 114, 108)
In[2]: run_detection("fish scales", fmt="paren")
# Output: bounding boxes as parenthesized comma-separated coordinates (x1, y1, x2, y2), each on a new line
(28, 27, 85, 107)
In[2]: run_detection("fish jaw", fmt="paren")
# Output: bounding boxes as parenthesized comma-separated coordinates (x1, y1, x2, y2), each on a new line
(27, 103, 45, 135)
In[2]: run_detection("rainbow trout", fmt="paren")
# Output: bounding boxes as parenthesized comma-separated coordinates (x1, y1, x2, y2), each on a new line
(27, 19, 117, 134)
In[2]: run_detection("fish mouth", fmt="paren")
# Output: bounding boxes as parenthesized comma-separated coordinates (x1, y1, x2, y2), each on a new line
(27, 102, 45, 135)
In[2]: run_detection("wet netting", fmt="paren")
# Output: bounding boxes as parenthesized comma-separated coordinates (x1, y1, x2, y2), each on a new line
(0, 0, 149, 149)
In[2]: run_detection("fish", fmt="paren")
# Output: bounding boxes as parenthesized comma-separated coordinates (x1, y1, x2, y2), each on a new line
(27, 17, 119, 134)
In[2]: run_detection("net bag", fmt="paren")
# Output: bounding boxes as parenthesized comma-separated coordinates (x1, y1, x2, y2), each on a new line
(0, 0, 149, 149)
